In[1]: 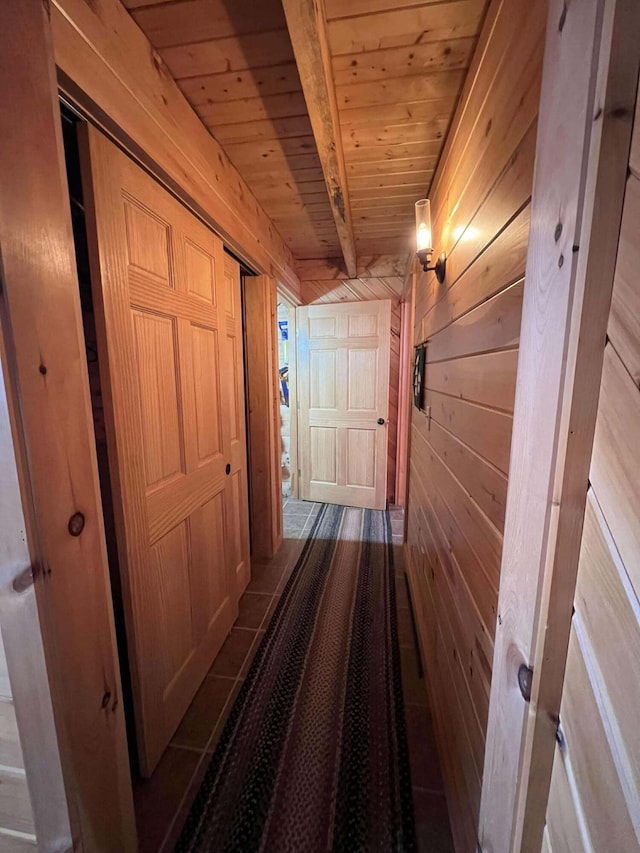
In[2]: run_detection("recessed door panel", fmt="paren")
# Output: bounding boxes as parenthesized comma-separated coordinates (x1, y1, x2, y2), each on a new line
(123, 199, 171, 282)
(310, 350, 337, 409)
(310, 426, 337, 484)
(185, 238, 216, 304)
(150, 522, 192, 688)
(189, 491, 227, 638)
(348, 349, 378, 411)
(348, 312, 378, 337)
(190, 324, 222, 463)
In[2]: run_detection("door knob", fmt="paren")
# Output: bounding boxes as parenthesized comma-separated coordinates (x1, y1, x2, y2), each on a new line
(377, 417, 386, 425)
(225, 463, 231, 475)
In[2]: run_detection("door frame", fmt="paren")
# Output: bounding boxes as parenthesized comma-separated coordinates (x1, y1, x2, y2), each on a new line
(296, 299, 392, 510)
(395, 277, 417, 516)
(244, 276, 283, 561)
(1, 2, 300, 846)
(0, 3, 137, 847)
(276, 291, 300, 501)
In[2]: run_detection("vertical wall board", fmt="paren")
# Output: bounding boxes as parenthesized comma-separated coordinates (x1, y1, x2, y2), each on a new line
(480, 0, 640, 850)
(0, 343, 69, 850)
(245, 276, 283, 560)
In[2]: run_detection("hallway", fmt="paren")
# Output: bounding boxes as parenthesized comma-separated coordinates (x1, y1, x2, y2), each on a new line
(133, 502, 452, 851)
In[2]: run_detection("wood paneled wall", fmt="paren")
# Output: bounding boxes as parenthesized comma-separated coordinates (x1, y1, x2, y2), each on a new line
(403, 0, 546, 848)
(544, 89, 640, 853)
(50, 0, 302, 298)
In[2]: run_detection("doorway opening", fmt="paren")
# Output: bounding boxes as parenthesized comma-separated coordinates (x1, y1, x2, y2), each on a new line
(276, 298, 296, 502)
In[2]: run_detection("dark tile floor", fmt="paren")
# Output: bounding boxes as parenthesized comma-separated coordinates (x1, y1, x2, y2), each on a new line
(133, 500, 453, 852)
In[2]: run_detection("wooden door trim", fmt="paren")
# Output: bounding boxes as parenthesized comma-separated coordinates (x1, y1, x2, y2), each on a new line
(245, 276, 283, 561)
(479, 1, 640, 850)
(0, 2, 136, 847)
(395, 296, 413, 512)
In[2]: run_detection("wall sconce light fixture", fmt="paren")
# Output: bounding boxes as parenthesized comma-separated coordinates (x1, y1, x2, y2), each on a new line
(415, 199, 446, 283)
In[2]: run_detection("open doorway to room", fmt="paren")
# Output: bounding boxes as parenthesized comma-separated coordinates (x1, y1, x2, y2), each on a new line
(276, 295, 318, 540)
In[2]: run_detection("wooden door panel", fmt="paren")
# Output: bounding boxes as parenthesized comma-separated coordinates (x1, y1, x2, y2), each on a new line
(132, 310, 183, 488)
(348, 349, 378, 411)
(310, 350, 338, 409)
(190, 492, 228, 637)
(80, 125, 247, 775)
(346, 428, 376, 487)
(189, 324, 224, 463)
(310, 426, 338, 484)
(298, 300, 391, 509)
(184, 238, 217, 304)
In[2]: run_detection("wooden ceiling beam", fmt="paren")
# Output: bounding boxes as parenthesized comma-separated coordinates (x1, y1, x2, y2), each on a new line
(282, 0, 357, 278)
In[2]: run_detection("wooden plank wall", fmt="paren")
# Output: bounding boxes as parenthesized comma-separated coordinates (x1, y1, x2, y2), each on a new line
(403, 0, 546, 848)
(545, 85, 640, 853)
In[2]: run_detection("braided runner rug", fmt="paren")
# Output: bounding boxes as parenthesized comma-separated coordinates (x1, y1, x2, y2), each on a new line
(176, 504, 416, 852)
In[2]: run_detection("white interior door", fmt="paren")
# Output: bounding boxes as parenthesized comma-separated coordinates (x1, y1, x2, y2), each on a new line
(297, 300, 391, 510)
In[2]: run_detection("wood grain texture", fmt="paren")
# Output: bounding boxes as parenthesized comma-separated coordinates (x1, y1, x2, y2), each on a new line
(282, 0, 357, 276)
(224, 254, 252, 597)
(0, 348, 69, 850)
(480, 1, 640, 850)
(403, 0, 545, 848)
(297, 301, 391, 509)
(51, 0, 302, 293)
(0, 3, 136, 846)
(546, 151, 640, 843)
(245, 277, 283, 560)
(81, 126, 243, 775)
(297, 274, 402, 503)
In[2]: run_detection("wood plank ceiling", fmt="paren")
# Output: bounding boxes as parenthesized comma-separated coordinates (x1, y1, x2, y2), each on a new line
(123, 0, 487, 272)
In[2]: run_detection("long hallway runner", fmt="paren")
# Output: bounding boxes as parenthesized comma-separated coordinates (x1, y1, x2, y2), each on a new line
(177, 504, 416, 851)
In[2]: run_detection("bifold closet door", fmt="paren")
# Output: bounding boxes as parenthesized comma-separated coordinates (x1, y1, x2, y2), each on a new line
(80, 124, 246, 776)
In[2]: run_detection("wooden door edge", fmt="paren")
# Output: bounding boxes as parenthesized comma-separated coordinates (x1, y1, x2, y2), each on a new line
(245, 276, 283, 561)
